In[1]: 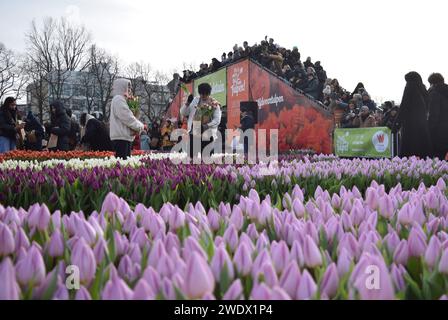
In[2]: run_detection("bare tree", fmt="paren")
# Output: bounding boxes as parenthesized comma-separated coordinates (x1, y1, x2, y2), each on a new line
(88, 45, 119, 119)
(124, 62, 170, 125)
(25, 17, 91, 106)
(0, 43, 28, 102)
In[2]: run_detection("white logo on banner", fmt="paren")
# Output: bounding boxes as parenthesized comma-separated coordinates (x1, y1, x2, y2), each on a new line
(231, 67, 246, 96)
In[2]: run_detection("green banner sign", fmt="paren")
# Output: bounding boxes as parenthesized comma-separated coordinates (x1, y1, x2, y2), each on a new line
(334, 127, 392, 158)
(194, 68, 227, 106)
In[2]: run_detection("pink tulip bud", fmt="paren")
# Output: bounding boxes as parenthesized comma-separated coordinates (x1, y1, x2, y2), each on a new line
(425, 236, 441, 268)
(211, 245, 235, 282)
(14, 227, 30, 253)
(271, 240, 289, 274)
(132, 279, 155, 300)
(142, 265, 162, 294)
(252, 249, 271, 279)
(207, 209, 220, 231)
(262, 262, 278, 287)
(279, 260, 301, 299)
(439, 248, 448, 274)
(0, 222, 15, 256)
(118, 255, 141, 283)
(290, 240, 305, 268)
(75, 286, 92, 300)
(320, 263, 339, 298)
(102, 266, 133, 300)
(292, 199, 305, 218)
(223, 224, 239, 252)
(15, 244, 45, 287)
(271, 286, 291, 300)
(378, 195, 395, 219)
(436, 178, 446, 191)
(0, 258, 21, 300)
(71, 238, 96, 285)
(230, 206, 244, 231)
(184, 252, 215, 299)
(337, 248, 353, 276)
(156, 252, 175, 278)
(296, 269, 317, 300)
(47, 230, 64, 257)
(393, 240, 409, 265)
(183, 236, 208, 261)
(390, 264, 406, 291)
(303, 235, 322, 268)
(168, 207, 186, 230)
(122, 213, 137, 234)
(408, 227, 427, 257)
(250, 283, 272, 300)
(397, 203, 413, 226)
(233, 242, 252, 276)
(384, 231, 400, 254)
(223, 279, 243, 300)
(28, 204, 51, 231)
(101, 192, 120, 216)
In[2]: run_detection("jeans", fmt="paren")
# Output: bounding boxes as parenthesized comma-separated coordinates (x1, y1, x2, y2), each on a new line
(113, 140, 132, 159)
(0, 136, 16, 154)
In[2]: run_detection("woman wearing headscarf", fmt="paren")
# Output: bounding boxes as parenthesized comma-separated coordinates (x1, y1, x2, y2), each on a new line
(80, 113, 113, 151)
(0, 97, 24, 153)
(24, 111, 44, 151)
(396, 71, 432, 158)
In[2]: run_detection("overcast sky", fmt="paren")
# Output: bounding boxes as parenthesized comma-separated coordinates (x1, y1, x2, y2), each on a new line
(1, 0, 447, 103)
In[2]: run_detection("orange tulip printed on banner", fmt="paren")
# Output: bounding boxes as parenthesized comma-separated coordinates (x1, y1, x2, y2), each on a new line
(249, 61, 333, 154)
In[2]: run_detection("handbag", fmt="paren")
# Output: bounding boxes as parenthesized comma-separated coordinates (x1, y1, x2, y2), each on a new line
(27, 130, 37, 144)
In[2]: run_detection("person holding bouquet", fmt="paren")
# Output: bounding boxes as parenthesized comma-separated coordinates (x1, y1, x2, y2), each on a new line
(180, 83, 222, 159)
(109, 78, 144, 159)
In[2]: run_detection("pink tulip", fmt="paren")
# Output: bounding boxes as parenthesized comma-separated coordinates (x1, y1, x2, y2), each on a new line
(425, 236, 441, 268)
(28, 204, 51, 231)
(0, 258, 21, 299)
(320, 263, 340, 298)
(223, 279, 243, 300)
(14, 227, 30, 253)
(142, 265, 162, 294)
(279, 260, 301, 299)
(101, 192, 120, 216)
(132, 279, 155, 300)
(15, 244, 46, 286)
(75, 286, 92, 300)
(271, 287, 291, 300)
(233, 242, 252, 276)
(223, 224, 239, 252)
(93, 238, 108, 265)
(118, 255, 141, 283)
(71, 238, 96, 285)
(262, 263, 278, 287)
(130, 227, 149, 249)
(439, 248, 448, 274)
(393, 240, 409, 265)
(408, 227, 427, 257)
(0, 222, 15, 256)
(337, 248, 353, 276)
(271, 240, 289, 274)
(168, 207, 186, 230)
(378, 195, 394, 219)
(230, 206, 244, 230)
(384, 231, 400, 254)
(250, 283, 272, 300)
(296, 269, 317, 300)
(290, 240, 305, 268)
(292, 199, 305, 218)
(102, 266, 133, 300)
(390, 264, 406, 291)
(47, 230, 64, 257)
(303, 235, 322, 268)
(184, 252, 215, 299)
(211, 245, 235, 282)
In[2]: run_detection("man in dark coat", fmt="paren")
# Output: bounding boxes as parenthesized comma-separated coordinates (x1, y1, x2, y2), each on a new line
(80, 113, 113, 151)
(427, 73, 448, 159)
(396, 71, 432, 158)
(240, 110, 255, 155)
(49, 100, 71, 151)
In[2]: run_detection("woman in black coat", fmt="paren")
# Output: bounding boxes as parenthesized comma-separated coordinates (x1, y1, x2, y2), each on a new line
(80, 113, 113, 151)
(49, 100, 71, 151)
(396, 72, 432, 158)
(427, 73, 448, 160)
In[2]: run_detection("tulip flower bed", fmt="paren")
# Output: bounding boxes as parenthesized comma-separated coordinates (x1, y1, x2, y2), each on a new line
(0, 180, 447, 300)
(0, 156, 447, 214)
(0, 150, 146, 162)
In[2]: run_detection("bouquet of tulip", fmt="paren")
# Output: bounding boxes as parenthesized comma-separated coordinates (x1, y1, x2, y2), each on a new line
(127, 95, 140, 117)
(195, 98, 219, 125)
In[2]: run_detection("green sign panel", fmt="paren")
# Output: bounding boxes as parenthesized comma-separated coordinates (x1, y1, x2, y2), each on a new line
(194, 68, 227, 106)
(334, 127, 392, 158)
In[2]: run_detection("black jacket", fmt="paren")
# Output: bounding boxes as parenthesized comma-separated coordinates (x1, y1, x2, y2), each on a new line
(396, 72, 432, 158)
(81, 118, 114, 151)
(428, 83, 448, 159)
(0, 106, 17, 141)
(50, 101, 71, 151)
(25, 112, 44, 150)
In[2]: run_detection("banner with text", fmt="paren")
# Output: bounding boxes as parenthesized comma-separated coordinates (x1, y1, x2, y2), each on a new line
(194, 68, 227, 106)
(334, 127, 392, 158)
(226, 60, 249, 130)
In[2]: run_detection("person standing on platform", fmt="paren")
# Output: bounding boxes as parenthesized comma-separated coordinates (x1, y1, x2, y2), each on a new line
(0, 97, 24, 153)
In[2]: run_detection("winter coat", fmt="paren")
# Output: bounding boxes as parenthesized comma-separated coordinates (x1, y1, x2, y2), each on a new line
(396, 72, 432, 158)
(303, 77, 320, 100)
(81, 117, 114, 151)
(0, 105, 17, 141)
(109, 78, 144, 142)
(428, 83, 448, 159)
(25, 112, 44, 150)
(353, 114, 376, 128)
(50, 101, 71, 151)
